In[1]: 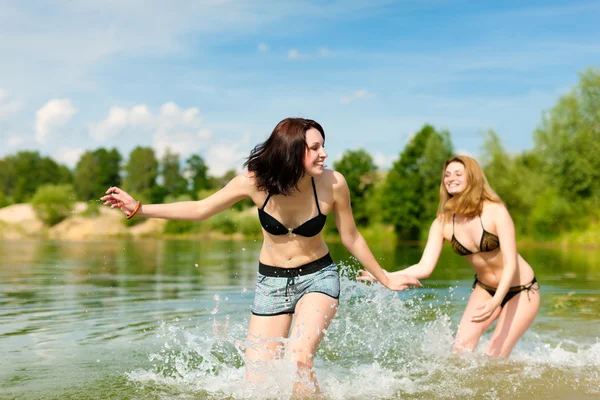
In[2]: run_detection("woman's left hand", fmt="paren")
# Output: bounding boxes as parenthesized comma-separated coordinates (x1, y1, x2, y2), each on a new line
(471, 299, 499, 323)
(357, 269, 421, 291)
(356, 269, 379, 282)
(384, 274, 422, 291)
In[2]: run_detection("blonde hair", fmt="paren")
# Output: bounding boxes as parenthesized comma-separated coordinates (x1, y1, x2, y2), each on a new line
(437, 155, 503, 222)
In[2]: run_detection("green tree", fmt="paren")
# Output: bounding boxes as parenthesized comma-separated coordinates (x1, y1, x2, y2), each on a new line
(185, 154, 211, 198)
(161, 148, 188, 197)
(532, 67, 600, 233)
(0, 191, 8, 208)
(5, 152, 71, 203)
(534, 68, 600, 201)
(74, 148, 121, 201)
(123, 147, 159, 202)
(529, 187, 574, 238)
(31, 184, 76, 226)
(481, 130, 547, 236)
(0, 157, 16, 204)
(333, 149, 377, 226)
(381, 125, 453, 240)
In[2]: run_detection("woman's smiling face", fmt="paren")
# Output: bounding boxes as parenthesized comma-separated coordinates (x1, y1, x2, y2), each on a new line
(444, 161, 467, 195)
(303, 128, 327, 176)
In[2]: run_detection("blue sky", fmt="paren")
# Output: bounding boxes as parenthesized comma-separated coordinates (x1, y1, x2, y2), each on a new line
(1, 0, 599, 175)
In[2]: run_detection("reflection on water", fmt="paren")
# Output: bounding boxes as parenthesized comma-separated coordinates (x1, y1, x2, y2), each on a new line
(0, 240, 599, 399)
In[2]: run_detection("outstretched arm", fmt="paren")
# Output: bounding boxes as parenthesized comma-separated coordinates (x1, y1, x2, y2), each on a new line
(332, 171, 421, 291)
(395, 218, 444, 279)
(100, 174, 254, 221)
(358, 218, 444, 282)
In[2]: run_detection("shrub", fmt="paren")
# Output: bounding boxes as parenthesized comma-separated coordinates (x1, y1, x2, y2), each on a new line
(236, 213, 261, 237)
(31, 184, 76, 226)
(0, 192, 11, 208)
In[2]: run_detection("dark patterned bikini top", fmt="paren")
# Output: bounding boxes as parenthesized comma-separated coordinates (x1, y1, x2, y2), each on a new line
(258, 177, 327, 237)
(451, 214, 500, 256)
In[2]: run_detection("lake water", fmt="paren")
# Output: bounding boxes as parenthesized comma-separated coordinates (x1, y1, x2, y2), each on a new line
(1, 239, 599, 399)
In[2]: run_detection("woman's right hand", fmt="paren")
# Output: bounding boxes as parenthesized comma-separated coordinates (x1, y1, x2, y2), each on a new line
(100, 187, 139, 217)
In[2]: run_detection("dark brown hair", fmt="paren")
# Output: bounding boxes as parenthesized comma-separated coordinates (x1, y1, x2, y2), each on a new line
(244, 117, 325, 195)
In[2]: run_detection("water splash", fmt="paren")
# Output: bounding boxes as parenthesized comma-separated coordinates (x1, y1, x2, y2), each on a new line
(127, 260, 600, 399)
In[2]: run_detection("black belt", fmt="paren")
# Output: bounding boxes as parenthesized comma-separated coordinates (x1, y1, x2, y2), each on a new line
(258, 253, 334, 298)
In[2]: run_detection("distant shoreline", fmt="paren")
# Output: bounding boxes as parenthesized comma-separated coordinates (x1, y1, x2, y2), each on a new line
(0, 203, 598, 248)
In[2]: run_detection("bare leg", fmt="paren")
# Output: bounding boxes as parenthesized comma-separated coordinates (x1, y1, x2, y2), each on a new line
(487, 289, 540, 358)
(453, 285, 501, 354)
(287, 293, 338, 398)
(245, 313, 293, 382)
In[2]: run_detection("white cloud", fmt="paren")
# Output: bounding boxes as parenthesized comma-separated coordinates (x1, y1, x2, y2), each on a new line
(52, 146, 85, 168)
(34, 98, 77, 143)
(258, 42, 269, 52)
(340, 89, 375, 104)
(373, 152, 397, 170)
(204, 133, 251, 176)
(0, 89, 22, 119)
(90, 102, 214, 159)
(7, 135, 24, 147)
(89, 105, 151, 141)
(288, 49, 300, 60)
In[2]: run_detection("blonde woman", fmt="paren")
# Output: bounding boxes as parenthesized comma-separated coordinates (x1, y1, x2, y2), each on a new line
(360, 155, 539, 357)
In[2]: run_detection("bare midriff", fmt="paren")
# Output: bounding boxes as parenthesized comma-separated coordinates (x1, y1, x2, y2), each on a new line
(258, 232, 329, 268)
(467, 250, 535, 287)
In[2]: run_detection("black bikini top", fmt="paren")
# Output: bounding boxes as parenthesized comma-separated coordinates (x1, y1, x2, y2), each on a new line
(450, 214, 500, 256)
(258, 177, 327, 237)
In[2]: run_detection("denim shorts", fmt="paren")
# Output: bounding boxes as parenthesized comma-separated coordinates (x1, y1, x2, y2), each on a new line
(251, 253, 340, 316)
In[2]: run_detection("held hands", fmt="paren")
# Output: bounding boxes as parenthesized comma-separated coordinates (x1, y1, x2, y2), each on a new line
(471, 298, 499, 323)
(100, 187, 139, 218)
(357, 269, 422, 291)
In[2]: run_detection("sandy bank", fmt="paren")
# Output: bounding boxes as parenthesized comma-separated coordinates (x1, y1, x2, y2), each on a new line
(0, 203, 165, 240)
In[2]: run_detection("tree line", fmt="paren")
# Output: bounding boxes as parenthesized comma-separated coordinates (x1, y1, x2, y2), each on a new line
(0, 146, 234, 206)
(1, 68, 598, 241)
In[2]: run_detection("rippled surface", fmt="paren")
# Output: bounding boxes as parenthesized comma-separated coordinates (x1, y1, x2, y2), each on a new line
(0, 240, 599, 399)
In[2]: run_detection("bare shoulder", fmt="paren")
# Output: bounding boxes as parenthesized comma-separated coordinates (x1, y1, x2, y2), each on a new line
(483, 202, 511, 223)
(327, 169, 347, 188)
(231, 173, 259, 194)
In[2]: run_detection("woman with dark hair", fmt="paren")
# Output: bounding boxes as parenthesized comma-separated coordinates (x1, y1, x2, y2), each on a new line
(359, 155, 539, 358)
(101, 117, 420, 396)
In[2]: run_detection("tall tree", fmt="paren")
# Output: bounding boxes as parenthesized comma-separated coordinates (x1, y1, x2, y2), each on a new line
(481, 130, 545, 235)
(74, 148, 121, 201)
(333, 149, 377, 226)
(4, 151, 70, 203)
(534, 67, 600, 201)
(381, 125, 453, 240)
(185, 154, 211, 198)
(161, 148, 188, 197)
(0, 157, 16, 203)
(123, 147, 158, 202)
